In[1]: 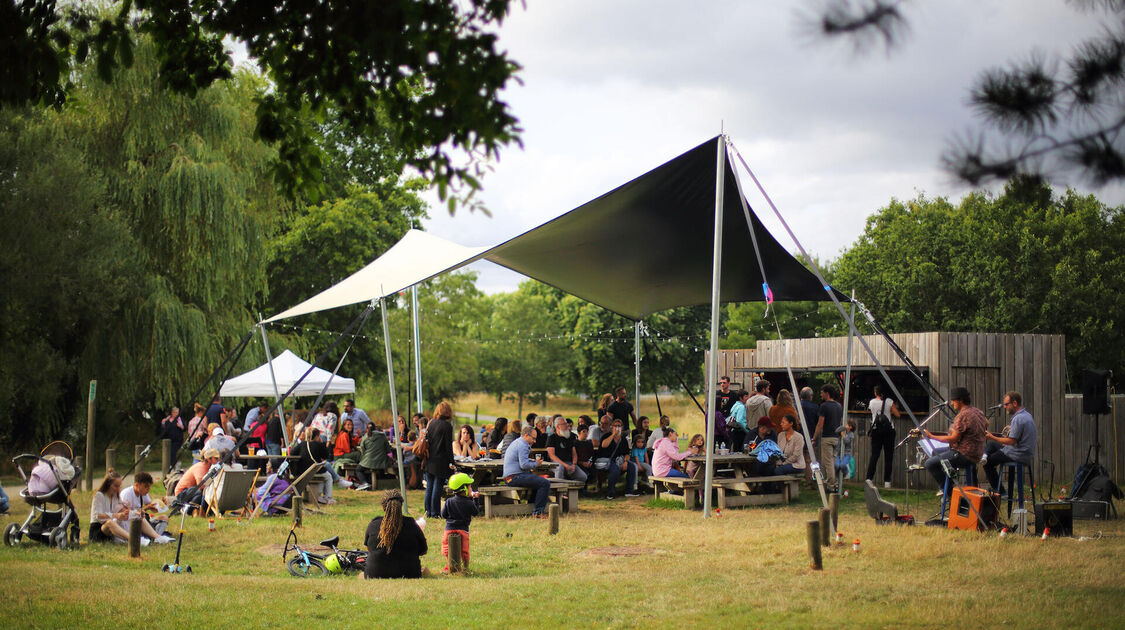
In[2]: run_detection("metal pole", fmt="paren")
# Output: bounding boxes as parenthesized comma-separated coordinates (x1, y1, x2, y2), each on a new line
(702, 136, 727, 518)
(412, 286, 423, 416)
(840, 290, 856, 495)
(258, 316, 290, 448)
(635, 321, 641, 421)
(382, 297, 409, 512)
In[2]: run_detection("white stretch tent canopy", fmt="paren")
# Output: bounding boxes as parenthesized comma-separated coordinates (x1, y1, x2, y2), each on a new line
(264, 229, 488, 323)
(219, 349, 355, 397)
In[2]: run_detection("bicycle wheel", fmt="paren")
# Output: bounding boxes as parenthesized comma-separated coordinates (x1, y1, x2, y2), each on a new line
(287, 555, 329, 577)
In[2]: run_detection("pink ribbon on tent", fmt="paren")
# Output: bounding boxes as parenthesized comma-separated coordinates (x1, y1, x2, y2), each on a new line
(762, 282, 774, 305)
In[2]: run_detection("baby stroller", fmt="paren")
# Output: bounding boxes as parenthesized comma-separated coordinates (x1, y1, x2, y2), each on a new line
(4, 441, 82, 549)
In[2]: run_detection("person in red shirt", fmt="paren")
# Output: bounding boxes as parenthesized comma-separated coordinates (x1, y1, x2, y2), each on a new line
(923, 387, 989, 490)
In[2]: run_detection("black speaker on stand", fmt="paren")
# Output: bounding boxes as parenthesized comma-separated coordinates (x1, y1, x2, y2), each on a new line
(1080, 369, 1112, 467)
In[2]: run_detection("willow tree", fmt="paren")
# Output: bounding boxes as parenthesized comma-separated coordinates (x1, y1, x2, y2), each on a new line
(0, 40, 285, 448)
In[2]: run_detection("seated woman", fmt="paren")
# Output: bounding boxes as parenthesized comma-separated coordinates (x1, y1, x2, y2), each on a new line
(497, 420, 522, 455)
(364, 489, 428, 579)
(89, 472, 130, 543)
(334, 418, 362, 473)
(203, 424, 236, 457)
(453, 425, 478, 461)
(774, 414, 807, 475)
(486, 418, 507, 450)
(356, 422, 392, 490)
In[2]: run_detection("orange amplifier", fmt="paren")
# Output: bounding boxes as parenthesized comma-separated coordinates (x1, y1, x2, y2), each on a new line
(947, 486, 1000, 532)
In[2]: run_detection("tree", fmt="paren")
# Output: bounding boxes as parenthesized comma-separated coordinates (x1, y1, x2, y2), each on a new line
(831, 177, 1125, 383)
(4, 0, 523, 208)
(0, 40, 283, 448)
(813, 0, 1125, 187)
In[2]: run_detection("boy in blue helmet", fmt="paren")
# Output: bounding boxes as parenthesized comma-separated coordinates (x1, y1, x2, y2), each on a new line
(440, 472, 479, 572)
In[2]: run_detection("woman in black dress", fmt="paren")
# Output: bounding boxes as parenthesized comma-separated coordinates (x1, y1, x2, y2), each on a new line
(364, 489, 428, 579)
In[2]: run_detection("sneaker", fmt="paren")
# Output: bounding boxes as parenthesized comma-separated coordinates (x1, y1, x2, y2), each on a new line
(324, 498, 337, 505)
(353, 483, 370, 492)
(884, 481, 892, 489)
(153, 535, 174, 544)
(337, 479, 353, 489)
(317, 496, 329, 505)
(140, 537, 151, 547)
(625, 491, 640, 497)
(605, 495, 616, 501)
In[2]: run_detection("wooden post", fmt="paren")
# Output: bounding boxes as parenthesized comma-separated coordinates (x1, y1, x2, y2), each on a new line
(292, 496, 303, 528)
(448, 532, 463, 573)
(807, 521, 822, 570)
(161, 439, 172, 476)
(134, 445, 145, 476)
(548, 504, 561, 535)
(106, 448, 116, 473)
(84, 380, 97, 491)
(818, 508, 831, 547)
(829, 494, 839, 530)
(128, 519, 142, 558)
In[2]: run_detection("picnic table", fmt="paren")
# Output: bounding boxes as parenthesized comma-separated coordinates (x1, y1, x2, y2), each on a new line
(678, 453, 801, 509)
(454, 458, 554, 486)
(452, 459, 580, 517)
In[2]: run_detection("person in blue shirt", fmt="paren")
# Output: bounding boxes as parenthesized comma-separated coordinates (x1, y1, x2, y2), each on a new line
(502, 425, 550, 517)
(983, 390, 1037, 492)
(729, 390, 750, 450)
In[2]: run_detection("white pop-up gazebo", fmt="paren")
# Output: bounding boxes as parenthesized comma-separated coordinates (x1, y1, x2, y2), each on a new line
(219, 349, 355, 397)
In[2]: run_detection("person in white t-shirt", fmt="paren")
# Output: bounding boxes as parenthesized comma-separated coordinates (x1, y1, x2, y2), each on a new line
(118, 472, 174, 544)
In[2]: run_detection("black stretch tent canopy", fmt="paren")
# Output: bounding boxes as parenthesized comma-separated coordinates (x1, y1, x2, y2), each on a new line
(480, 136, 848, 319)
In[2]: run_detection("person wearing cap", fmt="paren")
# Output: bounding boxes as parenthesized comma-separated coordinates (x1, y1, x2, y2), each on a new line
(203, 424, 236, 457)
(440, 473, 479, 572)
(923, 386, 989, 491)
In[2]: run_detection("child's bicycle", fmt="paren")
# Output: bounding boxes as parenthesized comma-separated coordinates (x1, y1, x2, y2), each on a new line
(282, 530, 367, 577)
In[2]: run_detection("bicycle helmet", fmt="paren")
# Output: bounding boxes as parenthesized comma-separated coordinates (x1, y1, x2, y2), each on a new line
(448, 472, 474, 492)
(324, 553, 343, 574)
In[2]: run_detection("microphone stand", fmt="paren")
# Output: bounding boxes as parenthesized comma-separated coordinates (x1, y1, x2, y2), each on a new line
(896, 406, 946, 450)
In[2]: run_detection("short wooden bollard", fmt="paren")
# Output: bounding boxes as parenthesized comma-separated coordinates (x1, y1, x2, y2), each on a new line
(829, 494, 839, 530)
(818, 508, 832, 547)
(547, 504, 561, 535)
(134, 445, 145, 476)
(292, 496, 303, 528)
(807, 521, 822, 570)
(448, 532, 463, 573)
(128, 519, 143, 558)
(106, 448, 116, 473)
(161, 438, 172, 475)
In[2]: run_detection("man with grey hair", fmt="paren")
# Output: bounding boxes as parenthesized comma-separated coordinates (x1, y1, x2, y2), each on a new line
(547, 415, 586, 484)
(503, 425, 551, 517)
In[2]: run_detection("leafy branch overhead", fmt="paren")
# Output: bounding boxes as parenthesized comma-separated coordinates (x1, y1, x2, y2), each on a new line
(811, 0, 1125, 187)
(3, 0, 523, 208)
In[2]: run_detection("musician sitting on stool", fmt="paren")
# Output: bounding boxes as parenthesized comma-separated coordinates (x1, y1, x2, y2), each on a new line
(922, 387, 988, 493)
(982, 390, 1037, 493)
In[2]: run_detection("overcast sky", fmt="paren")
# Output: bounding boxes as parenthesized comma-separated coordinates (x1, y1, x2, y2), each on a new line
(421, 1, 1119, 294)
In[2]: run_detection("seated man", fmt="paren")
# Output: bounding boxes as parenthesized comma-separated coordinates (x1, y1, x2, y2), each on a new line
(547, 415, 587, 484)
(923, 387, 989, 491)
(597, 418, 639, 499)
(356, 421, 392, 490)
(174, 448, 221, 514)
(502, 425, 551, 517)
(983, 391, 1037, 492)
(573, 424, 596, 482)
(203, 425, 236, 457)
(291, 428, 338, 504)
(119, 472, 174, 543)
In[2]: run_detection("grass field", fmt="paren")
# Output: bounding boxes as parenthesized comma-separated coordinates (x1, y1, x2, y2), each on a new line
(1, 476, 1123, 629)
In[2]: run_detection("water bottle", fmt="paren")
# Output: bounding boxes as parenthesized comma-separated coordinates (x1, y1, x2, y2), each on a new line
(720, 442, 727, 455)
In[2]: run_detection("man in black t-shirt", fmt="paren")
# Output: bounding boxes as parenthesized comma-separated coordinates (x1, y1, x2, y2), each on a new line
(815, 385, 844, 489)
(547, 416, 586, 483)
(606, 386, 637, 436)
(716, 376, 738, 417)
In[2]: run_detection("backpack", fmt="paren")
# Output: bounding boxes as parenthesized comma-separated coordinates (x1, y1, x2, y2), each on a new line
(871, 399, 893, 435)
(163, 469, 185, 495)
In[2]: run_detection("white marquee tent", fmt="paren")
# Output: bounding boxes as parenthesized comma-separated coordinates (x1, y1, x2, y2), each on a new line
(219, 349, 355, 397)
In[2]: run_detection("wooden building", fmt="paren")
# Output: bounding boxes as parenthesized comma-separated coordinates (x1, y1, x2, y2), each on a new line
(708, 332, 1123, 491)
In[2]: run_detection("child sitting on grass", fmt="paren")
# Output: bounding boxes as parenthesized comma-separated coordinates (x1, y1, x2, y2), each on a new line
(440, 472, 479, 572)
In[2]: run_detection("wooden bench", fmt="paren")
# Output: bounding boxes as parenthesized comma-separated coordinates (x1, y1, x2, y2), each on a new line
(651, 476, 704, 509)
(712, 475, 802, 509)
(474, 482, 577, 518)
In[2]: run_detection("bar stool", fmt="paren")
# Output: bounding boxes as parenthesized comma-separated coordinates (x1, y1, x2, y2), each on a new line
(997, 461, 1035, 518)
(939, 465, 977, 520)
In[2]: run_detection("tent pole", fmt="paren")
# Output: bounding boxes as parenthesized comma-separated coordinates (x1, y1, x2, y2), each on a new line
(635, 321, 642, 421)
(258, 314, 290, 448)
(412, 286, 423, 416)
(382, 297, 409, 512)
(702, 136, 727, 518)
(840, 291, 856, 496)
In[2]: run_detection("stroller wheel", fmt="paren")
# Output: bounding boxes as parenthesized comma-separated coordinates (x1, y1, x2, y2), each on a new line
(3, 523, 19, 547)
(49, 527, 67, 550)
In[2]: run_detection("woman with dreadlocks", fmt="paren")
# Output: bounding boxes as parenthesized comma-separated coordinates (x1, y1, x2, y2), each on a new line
(363, 489, 428, 579)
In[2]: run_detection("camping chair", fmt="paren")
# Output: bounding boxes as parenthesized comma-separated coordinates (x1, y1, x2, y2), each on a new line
(206, 468, 260, 519)
(864, 480, 914, 525)
(272, 462, 326, 515)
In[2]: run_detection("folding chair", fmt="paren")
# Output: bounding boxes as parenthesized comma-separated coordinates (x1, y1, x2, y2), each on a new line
(272, 462, 326, 515)
(206, 468, 260, 519)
